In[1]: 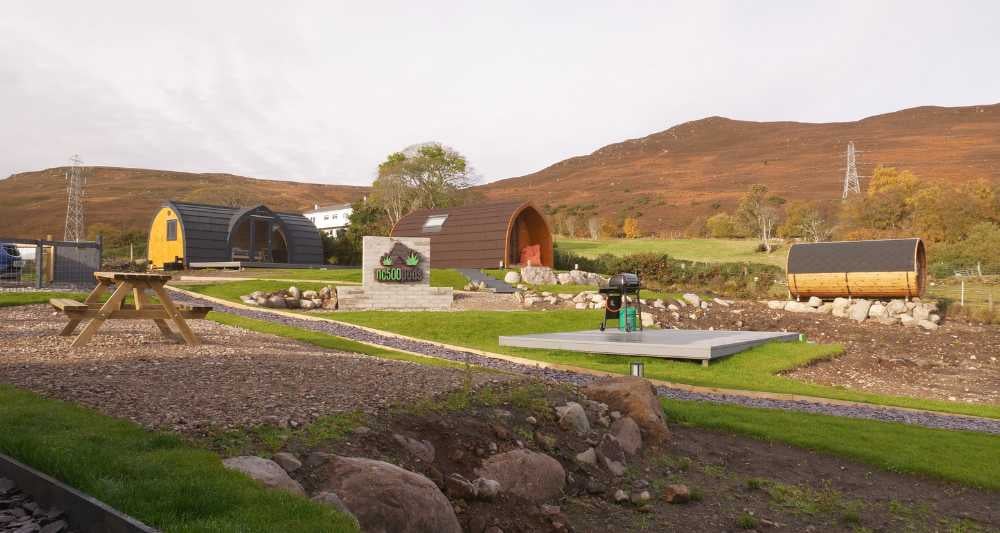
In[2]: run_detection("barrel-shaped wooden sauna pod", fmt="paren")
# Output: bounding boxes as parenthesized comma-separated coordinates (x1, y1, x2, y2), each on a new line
(787, 238, 926, 299)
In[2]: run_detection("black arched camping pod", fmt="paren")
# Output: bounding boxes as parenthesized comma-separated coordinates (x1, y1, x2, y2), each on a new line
(390, 201, 553, 268)
(786, 238, 926, 299)
(147, 201, 323, 268)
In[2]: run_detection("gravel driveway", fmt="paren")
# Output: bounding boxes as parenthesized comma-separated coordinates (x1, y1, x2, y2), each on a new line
(0, 305, 502, 434)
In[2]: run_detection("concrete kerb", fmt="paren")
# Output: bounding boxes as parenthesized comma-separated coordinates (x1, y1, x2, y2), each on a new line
(165, 286, 998, 423)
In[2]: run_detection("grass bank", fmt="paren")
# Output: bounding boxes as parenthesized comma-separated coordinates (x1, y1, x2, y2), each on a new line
(0, 385, 357, 533)
(326, 309, 1000, 419)
(556, 237, 788, 267)
(0, 291, 87, 307)
(664, 399, 1000, 491)
(208, 312, 474, 371)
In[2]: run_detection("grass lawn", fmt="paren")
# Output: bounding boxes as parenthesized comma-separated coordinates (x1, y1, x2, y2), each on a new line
(664, 399, 1000, 491)
(0, 291, 88, 307)
(0, 384, 357, 533)
(192, 268, 363, 283)
(176, 270, 470, 300)
(557, 237, 789, 267)
(208, 311, 475, 371)
(326, 309, 1000, 419)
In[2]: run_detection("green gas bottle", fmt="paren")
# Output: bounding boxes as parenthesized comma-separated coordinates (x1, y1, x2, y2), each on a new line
(618, 306, 637, 332)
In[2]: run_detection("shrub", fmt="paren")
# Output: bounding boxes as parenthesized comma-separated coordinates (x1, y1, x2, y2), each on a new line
(553, 249, 783, 298)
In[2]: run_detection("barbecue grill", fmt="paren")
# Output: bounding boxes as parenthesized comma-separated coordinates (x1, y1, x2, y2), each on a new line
(599, 273, 643, 332)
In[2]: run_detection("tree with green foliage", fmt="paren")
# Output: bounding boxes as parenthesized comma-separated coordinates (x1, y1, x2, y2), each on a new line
(736, 184, 781, 252)
(322, 200, 389, 265)
(372, 143, 475, 225)
(778, 201, 832, 242)
(706, 212, 739, 238)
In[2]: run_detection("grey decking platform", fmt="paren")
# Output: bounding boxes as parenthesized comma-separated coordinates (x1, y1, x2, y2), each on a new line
(499, 329, 800, 363)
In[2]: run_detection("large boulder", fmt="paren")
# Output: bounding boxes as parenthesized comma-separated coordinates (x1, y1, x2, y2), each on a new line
(807, 296, 823, 307)
(521, 266, 558, 285)
(595, 434, 626, 476)
(222, 456, 305, 495)
(610, 416, 642, 455)
(766, 300, 786, 310)
(265, 294, 286, 308)
(582, 377, 670, 444)
(475, 449, 566, 503)
(886, 299, 908, 315)
(682, 293, 701, 307)
(287, 286, 301, 299)
(831, 298, 850, 318)
(503, 271, 522, 284)
(848, 300, 872, 322)
(784, 301, 814, 313)
(557, 272, 573, 285)
(319, 455, 461, 533)
(868, 303, 888, 319)
(555, 402, 590, 435)
(393, 433, 435, 463)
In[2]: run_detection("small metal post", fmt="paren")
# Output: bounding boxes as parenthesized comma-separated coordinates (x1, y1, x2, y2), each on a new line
(961, 280, 965, 307)
(34, 241, 42, 289)
(629, 362, 644, 377)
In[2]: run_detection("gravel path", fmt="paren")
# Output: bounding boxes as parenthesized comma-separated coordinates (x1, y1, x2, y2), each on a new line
(0, 305, 506, 435)
(171, 291, 1000, 435)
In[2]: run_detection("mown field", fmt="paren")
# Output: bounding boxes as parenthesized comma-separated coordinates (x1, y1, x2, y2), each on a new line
(556, 238, 789, 267)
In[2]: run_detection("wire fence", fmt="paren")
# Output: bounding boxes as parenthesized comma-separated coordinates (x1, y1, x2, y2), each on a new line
(0, 238, 102, 291)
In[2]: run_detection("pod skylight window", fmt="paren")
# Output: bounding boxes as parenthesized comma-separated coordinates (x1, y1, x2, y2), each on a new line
(422, 214, 448, 233)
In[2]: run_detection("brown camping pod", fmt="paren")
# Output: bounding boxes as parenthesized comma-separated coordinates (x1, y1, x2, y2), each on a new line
(390, 201, 553, 268)
(786, 238, 927, 299)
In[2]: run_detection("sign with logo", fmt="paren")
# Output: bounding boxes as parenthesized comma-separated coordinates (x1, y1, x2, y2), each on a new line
(373, 242, 425, 282)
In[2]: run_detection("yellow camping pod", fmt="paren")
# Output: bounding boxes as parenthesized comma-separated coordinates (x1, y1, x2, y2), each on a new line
(147, 201, 324, 269)
(787, 238, 926, 299)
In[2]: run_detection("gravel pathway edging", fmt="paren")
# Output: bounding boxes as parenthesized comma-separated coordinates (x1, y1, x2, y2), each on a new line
(169, 290, 1000, 435)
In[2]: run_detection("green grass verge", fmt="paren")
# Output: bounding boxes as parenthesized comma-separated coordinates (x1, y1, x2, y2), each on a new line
(325, 309, 1000, 419)
(175, 280, 335, 302)
(556, 237, 788, 267)
(664, 399, 1000, 491)
(0, 291, 88, 307)
(0, 384, 357, 533)
(207, 311, 474, 371)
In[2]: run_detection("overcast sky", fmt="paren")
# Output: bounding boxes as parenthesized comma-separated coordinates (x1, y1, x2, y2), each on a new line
(2, 1, 998, 185)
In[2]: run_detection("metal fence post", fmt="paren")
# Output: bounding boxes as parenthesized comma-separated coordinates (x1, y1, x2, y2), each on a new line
(960, 280, 965, 307)
(34, 241, 42, 289)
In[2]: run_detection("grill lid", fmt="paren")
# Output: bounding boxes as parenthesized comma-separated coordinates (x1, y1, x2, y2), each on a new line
(608, 272, 640, 290)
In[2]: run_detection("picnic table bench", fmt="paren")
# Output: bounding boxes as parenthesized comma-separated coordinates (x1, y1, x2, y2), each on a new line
(50, 272, 212, 347)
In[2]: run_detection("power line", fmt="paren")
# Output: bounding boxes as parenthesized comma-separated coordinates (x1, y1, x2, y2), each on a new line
(63, 154, 86, 242)
(841, 142, 861, 199)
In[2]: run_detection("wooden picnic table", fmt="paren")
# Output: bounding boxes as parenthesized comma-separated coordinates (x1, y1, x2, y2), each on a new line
(50, 272, 211, 347)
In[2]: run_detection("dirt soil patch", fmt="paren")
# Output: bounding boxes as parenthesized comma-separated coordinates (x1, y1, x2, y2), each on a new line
(0, 305, 504, 435)
(651, 301, 1000, 405)
(249, 382, 998, 533)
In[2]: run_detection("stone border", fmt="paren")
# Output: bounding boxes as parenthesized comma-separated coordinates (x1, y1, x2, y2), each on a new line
(0, 453, 158, 533)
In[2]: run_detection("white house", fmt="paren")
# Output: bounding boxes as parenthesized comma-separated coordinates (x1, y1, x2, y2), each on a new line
(303, 203, 353, 237)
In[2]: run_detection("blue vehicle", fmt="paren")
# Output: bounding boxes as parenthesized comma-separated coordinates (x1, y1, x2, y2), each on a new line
(0, 243, 23, 280)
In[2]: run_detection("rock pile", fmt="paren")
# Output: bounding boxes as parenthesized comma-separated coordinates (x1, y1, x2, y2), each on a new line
(766, 297, 942, 330)
(0, 477, 75, 533)
(519, 266, 607, 287)
(239, 285, 338, 311)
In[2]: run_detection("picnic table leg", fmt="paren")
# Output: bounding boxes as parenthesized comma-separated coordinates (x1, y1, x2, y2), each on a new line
(72, 281, 130, 347)
(135, 285, 175, 339)
(60, 279, 111, 336)
(150, 284, 200, 346)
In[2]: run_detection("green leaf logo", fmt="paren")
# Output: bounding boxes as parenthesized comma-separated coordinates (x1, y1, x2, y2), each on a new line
(405, 252, 420, 266)
(380, 255, 393, 266)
